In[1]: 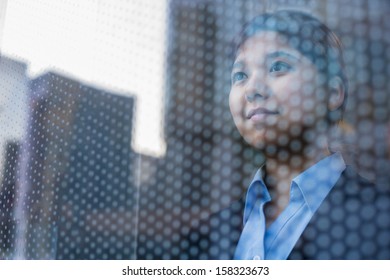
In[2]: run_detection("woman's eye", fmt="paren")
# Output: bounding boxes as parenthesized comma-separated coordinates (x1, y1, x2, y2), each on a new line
(269, 61, 292, 74)
(231, 72, 247, 84)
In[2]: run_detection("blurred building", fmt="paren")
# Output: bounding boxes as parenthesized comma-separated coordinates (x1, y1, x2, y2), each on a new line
(0, 56, 28, 183)
(0, 142, 20, 258)
(13, 72, 138, 259)
(0, 55, 28, 259)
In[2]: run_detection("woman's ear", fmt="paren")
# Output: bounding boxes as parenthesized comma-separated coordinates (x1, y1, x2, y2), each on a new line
(328, 77, 345, 111)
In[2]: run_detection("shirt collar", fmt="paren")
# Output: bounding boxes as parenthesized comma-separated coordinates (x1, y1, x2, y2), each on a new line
(243, 169, 270, 225)
(243, 152, 346, 224)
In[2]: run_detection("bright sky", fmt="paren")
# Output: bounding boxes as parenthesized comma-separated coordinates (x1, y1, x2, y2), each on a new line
(1, 0, 168, 157)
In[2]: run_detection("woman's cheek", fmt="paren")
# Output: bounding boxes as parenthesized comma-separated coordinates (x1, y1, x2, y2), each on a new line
(229, 92, 243, 117)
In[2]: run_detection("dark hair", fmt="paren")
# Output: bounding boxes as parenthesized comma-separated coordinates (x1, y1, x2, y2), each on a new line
(232, 10, 348, 123)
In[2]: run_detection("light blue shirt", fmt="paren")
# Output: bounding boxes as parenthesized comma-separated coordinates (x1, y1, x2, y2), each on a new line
(234, 152, 346, 260)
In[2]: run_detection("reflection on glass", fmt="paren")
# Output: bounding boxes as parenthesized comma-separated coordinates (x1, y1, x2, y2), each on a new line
(0, 0, 389, 260)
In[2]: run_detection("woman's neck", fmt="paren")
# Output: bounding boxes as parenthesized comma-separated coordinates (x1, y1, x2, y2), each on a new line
(262, 136, 331, 226)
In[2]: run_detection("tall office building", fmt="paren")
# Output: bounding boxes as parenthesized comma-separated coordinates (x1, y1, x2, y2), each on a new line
(0, 142, 20, 258)
(14, 72, 137, 259)
(0, 56, 28, 259)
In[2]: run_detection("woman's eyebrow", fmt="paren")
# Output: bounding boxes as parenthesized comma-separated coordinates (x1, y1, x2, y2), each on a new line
(232, 61, 245, 70)
(266, 51, 300, 61)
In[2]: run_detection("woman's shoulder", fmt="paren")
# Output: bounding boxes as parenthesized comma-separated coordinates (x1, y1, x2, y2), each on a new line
(290, 164, 390, 259)
(334, 165, 389, 199)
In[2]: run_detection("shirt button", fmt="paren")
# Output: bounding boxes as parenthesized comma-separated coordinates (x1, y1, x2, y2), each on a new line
(253, 255, 261, 260)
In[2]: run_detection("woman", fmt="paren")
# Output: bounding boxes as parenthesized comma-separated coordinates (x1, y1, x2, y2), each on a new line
(229, 10, 388, 259)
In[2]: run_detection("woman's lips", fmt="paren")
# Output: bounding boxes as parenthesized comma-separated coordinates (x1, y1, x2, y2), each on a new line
(246, 107, 279, 121)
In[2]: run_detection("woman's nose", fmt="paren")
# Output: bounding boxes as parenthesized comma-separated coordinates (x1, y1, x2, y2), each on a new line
(245, 76, 270, 102)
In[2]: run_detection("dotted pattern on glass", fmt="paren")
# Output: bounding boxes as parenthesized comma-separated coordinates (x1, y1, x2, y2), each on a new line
(0, 0, 389, 260)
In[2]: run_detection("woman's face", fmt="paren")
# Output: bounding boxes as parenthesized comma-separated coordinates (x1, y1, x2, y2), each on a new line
(229, 31, 327, 150)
